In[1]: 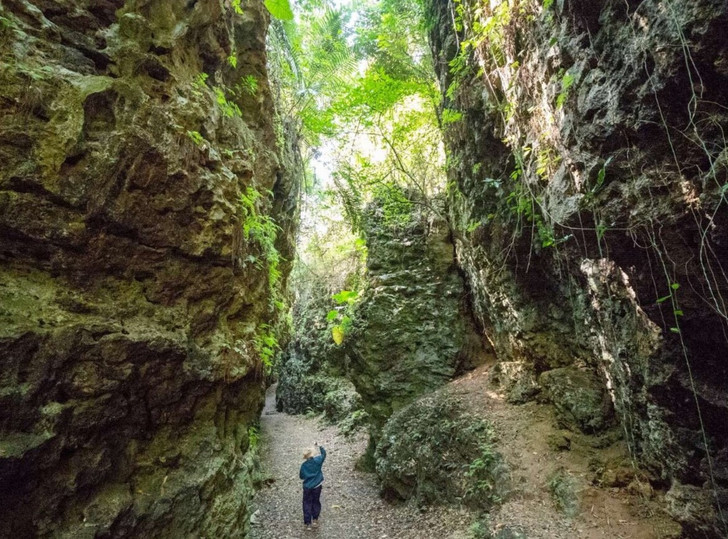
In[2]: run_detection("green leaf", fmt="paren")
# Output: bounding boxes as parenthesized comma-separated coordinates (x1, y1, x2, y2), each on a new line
(332, 326, 345, 345)
(326, 310, 339, 321)
(332, 290, 358, 304)
(670, 282, 680, 290)
(656, 294, 671, 304)
(264, 0, 293, 20)
(596, 224, 607, 241)
(669, 327, 680, 334)
(442, 108, 463, 126)
(674, 310, 684, 317)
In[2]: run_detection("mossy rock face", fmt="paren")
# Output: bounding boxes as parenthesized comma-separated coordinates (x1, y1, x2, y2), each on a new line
(375, 390, 508, 509)
(426, 0, 728, 532)
(277, 190, 487, 438)
(345, 194, 488, 430)
(0, 0, 300, 536)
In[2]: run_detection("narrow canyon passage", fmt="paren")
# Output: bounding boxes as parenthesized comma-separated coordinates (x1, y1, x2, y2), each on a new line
(1, 0, 727, 536)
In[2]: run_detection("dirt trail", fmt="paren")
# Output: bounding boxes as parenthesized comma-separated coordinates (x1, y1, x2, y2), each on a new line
(249, 385, 472, 539)
(250, 370, 679, 538)
(449, 366, 680, 539)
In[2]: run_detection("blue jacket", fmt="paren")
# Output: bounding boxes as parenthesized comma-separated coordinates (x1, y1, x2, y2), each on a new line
(299, 446, 326, 489)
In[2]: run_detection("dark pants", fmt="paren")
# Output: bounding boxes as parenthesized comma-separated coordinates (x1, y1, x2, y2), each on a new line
(302, 485, 322, 525)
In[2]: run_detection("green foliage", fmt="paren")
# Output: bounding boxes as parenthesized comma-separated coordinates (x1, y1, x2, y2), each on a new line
(190, 72, 243, 118)
(268, 0, 445, 224)
(468, 515, 493, 539)
(535, 144, 561, 180)
(547, 469, 579, 517)
(214, 86, 242, 117)
(240, 186, 282, 296)
(656, 282, 680, 304)
(442, 108, 464, 126)
(556, 71, 576, 109)
(265, 0, 294, 21)
(0, 15, 13, 31)
(596, 156, 613, 188)
(232, 0, 244, 15)
(448, 0, 512, 86)
(332, 289, 358, 304)
(239, 74, 259, 96)
(248, 425, 261, 450)
(254, 324, 279, 372)
(186, 130, 204, 146)
(464, 432, 503, 506)
(228, 54, 238, 68)
(191, 72, 209, 97)
(268, 4, 358, 144)
(328, 289, 358, 344)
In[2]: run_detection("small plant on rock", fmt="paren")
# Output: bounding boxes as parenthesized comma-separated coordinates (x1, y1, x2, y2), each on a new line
(547, 468, 579, 517)
(327, 289, 358, 345)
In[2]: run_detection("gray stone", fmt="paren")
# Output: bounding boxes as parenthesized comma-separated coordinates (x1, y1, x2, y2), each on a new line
(539, 367, 613, 433)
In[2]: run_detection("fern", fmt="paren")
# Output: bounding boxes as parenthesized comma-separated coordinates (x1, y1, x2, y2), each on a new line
(240, 187, 283, 295)
(186, 130, 205, 146)
(556, 72, 575, 108)
(214, 86, 242, 118)
(239, 75, 259, 96)
(254, 324, 279, 371)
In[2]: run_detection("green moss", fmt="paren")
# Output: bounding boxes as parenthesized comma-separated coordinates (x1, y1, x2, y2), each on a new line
(547, 468, 579, 517)
(375, 391, 508, 508)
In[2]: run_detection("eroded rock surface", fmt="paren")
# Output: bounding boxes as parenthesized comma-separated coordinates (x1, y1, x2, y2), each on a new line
(0, 0, 299, 536)
(346, 195, 488, 430)
(425, 0, 728, 535)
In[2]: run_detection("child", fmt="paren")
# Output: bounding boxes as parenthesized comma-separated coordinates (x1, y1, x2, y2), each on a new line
(299, 442, 326, 531)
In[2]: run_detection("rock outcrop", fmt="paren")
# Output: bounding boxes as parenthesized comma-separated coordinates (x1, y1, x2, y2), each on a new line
(375, 388, 507, 507)
(425, 0, 728, 535)
(346, 194, 487, 430)
(277, 191, 487, 441)
(0, 0, 299, 536)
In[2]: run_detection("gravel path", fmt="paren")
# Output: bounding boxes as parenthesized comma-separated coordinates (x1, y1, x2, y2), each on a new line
(249, 385, 473, 539)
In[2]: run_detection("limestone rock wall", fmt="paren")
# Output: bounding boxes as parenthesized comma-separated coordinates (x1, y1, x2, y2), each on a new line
(0, 0, 299, 536)
(425, 0, 728, 536)
(346, 195, 487, 431)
